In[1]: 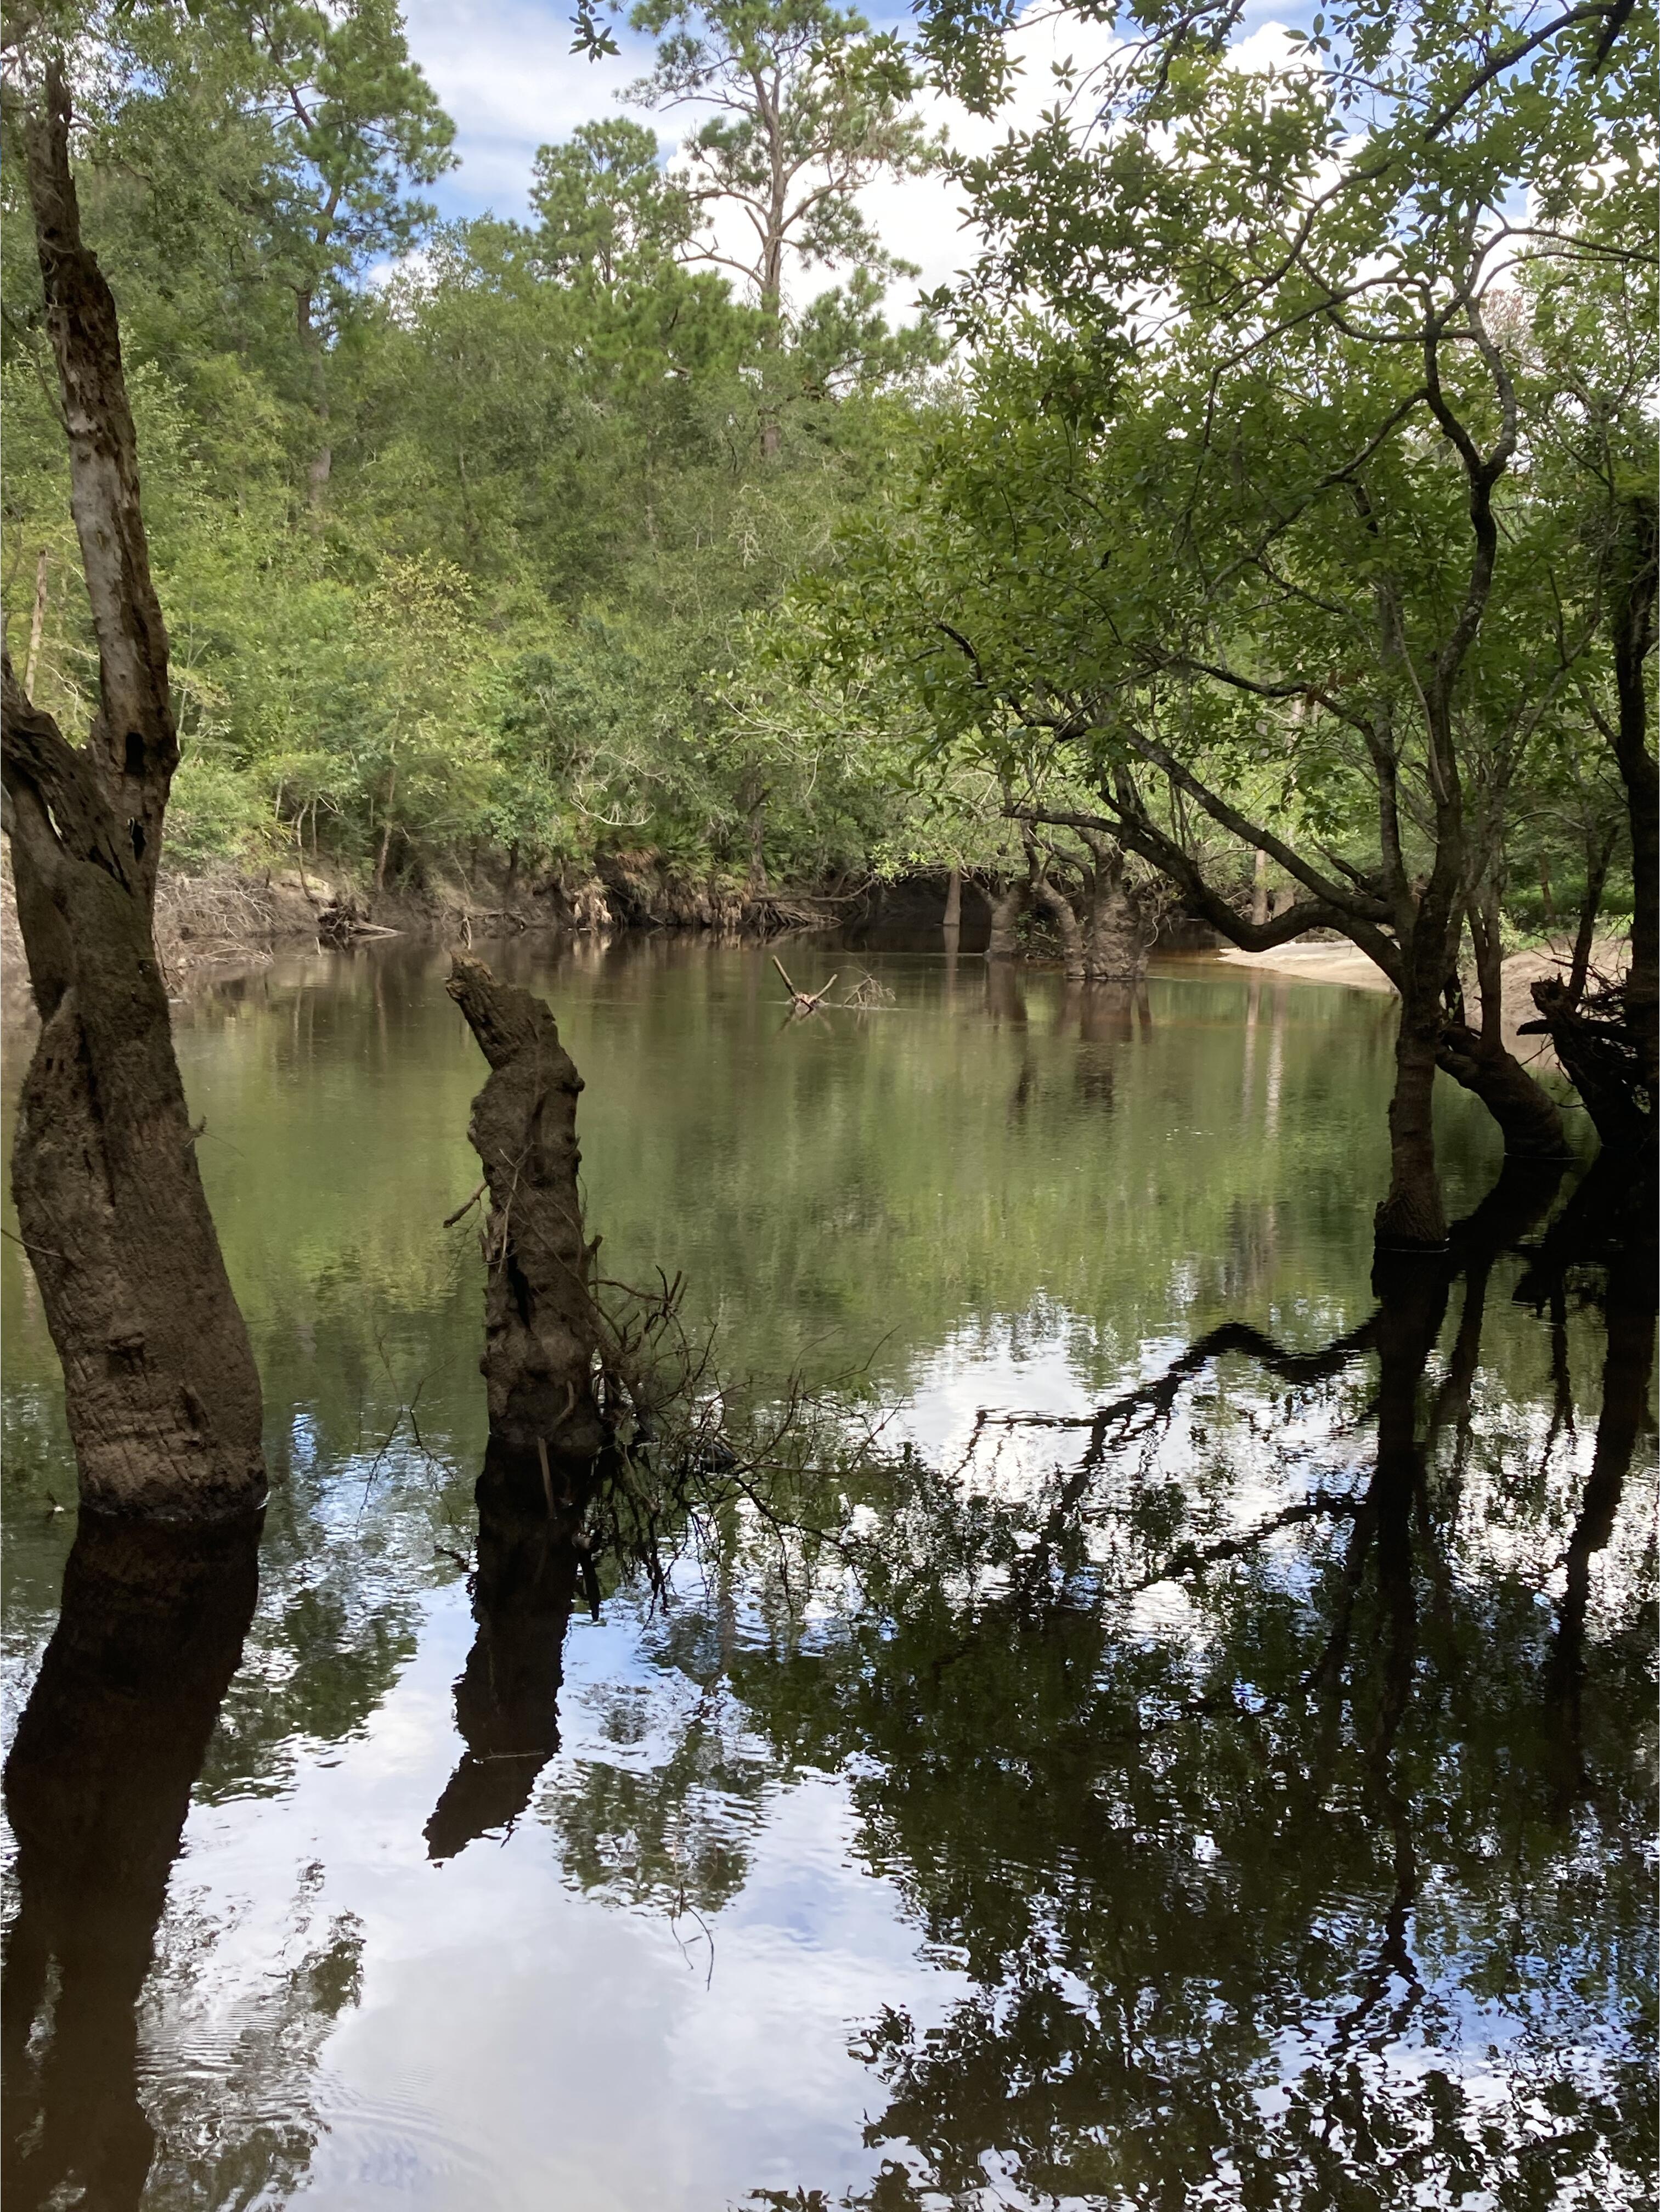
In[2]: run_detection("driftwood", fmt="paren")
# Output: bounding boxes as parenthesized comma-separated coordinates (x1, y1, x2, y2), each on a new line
(771, 953, 838, 1013)
(446, 955, 606, 1467)
(317, 897, 400, 945)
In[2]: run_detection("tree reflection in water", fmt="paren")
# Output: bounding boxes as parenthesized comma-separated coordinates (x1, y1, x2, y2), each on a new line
(425, 1446, 585, 1863)
(2, 1514, 261, 2211)
(728, 1163, 1657, 2209)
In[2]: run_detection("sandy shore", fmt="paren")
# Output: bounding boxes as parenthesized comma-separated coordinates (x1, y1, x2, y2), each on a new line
(1216, 944, 1392, 992)
(1213, 935, 1629, 1074)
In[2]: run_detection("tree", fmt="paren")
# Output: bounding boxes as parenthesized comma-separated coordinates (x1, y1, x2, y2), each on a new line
(529, 117, 695, 284)
(226, 0, 454, 509)
(800, 0, 1654, 1245)
(0, 49, 267, 1518)
(621, 0, 941, 449)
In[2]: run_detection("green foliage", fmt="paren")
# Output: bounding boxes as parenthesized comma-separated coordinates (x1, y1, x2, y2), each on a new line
(1, 0, 947, 896)
(780, 0, 1656, 949)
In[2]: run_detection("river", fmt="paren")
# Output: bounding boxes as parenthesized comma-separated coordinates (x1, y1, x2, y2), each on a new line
(1, 935, 1652, 2209)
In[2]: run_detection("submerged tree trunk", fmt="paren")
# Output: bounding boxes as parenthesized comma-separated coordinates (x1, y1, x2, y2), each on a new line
(1079, 832, 1149, 985)
(986, 877, 1030, 958)
(447, 955, 607, 1467)
(0, 63, 266, 1520)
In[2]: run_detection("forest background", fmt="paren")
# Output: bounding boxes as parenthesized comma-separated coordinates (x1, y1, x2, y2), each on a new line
(0, 0, 1651, 946)
(1, 0, 976, 924)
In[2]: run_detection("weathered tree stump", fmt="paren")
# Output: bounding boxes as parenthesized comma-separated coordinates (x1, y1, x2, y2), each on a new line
(447, 955, 606, 1466)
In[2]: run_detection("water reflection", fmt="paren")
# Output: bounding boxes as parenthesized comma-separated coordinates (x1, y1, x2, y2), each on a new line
(731, 1163, 1654, 2207)
(2, 1514, 261, 2210)
(425, 1451, 586, 1863)
(0, 945, 1648, 2208)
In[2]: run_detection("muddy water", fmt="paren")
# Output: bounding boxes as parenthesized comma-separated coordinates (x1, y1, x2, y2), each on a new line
(1, 935, 1652, 2210)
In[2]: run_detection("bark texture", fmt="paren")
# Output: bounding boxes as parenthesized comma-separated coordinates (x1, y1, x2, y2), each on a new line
(1375, 1004, 1449, 1249)
(1078, 832, 1151, 984)
(2, 1513, 262, 2209)
(986, 877, 1030, 958)
(0, 64, 265, 1519)
(447, 954, 606, 1462)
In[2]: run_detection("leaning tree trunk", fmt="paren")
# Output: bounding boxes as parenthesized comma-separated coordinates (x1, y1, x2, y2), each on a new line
(447, 955, 607, 1469)
(0, 63, 265, 1520)
(1031, 874, 1086, 981)
(1437, 887, 1569, 1161)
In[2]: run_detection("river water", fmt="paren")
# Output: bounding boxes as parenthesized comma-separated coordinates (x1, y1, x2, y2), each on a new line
(1, 935, 1652, 2210)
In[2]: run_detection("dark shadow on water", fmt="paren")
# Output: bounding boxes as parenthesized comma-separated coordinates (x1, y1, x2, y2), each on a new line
(2, 1512, 262, 2212)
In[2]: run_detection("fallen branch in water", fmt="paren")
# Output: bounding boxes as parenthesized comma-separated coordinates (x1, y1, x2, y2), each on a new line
(771, 954, 838, 1013)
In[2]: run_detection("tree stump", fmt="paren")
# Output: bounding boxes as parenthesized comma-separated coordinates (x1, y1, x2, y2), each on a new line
(447, 955, 606, 1466)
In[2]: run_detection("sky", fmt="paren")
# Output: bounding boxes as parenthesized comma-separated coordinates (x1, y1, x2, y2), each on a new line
(397, 0, 1301, 320)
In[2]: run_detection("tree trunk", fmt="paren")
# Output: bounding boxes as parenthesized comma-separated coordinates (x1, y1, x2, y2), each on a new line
(1566, 827, 1616, 1006)
(986, 877, 1029, 958)
(447, 955, 607, 1466)
(1436, 894, 1569, 1161)
(1610, 493, 1657, 1098)
(1031, 874, 1086, 980)
(297, 285, 332, 516)
(0, 64, 266, 1521)
(943, 866, 962, 931)
(1250, 845, 1269, 929)
(1080, 837, 1148, 985)
(23, 546, 48, 694)
(1436, 1022, 1571, 1159)
(374, 763, 397, 891)
(1375, 991, 1449, 1249)
(2, 1512, 261, 2208)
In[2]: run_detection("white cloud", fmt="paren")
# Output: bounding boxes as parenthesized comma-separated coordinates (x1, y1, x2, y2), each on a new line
(403, 0, 657, 213)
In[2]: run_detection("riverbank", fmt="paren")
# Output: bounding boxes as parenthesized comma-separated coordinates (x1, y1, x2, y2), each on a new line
(0, 849, 839, 1000)
(1218, 934, 1630, 1071)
